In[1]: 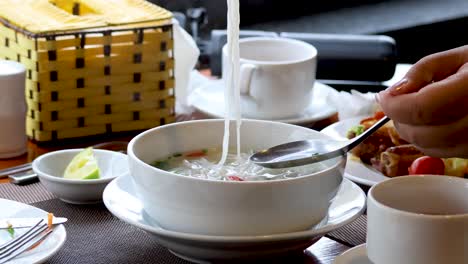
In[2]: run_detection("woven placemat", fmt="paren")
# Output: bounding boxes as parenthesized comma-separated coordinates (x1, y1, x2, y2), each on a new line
(0, 181, 55, 204)
(326, 215, 367, 247)
(32, 198, 366, 264)
(1, 181, 367, 262)
(31, 199, 192, 264)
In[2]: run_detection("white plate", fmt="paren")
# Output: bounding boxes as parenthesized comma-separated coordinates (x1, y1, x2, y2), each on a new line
(103, 175, 366, 263)
(334, 244, 371, 264)
(321, 117, 388, 186)
(0, 199, 67, 264)
(189, 80, 337, 124)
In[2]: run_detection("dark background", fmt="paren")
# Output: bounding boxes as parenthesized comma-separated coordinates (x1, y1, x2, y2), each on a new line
(151, 0, 468, 64)
(152, 0, 388, 29)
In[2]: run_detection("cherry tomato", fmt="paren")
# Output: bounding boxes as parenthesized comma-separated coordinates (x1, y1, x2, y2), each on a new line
(408, 156, 445, 175)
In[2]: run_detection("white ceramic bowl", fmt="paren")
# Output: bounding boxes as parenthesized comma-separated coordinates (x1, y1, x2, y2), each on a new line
(128, 119, 346, 236)
(32, 149, 129, 204)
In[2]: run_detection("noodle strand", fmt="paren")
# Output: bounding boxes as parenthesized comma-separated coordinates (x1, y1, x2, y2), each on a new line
(219, 0, 241, 165)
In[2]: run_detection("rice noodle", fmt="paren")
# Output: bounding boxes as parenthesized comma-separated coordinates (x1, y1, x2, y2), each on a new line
(219, 0, 241, 165)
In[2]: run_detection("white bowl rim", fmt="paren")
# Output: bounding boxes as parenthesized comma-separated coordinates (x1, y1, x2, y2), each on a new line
(222, 36, 318, 66)
(368, 175, 468, 219)
(128, 118, 346, 185)
(32, 148, 128, 184)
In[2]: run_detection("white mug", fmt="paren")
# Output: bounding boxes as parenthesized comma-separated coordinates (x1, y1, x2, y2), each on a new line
(367, 175, 468, 264)
(222, 37, 317, 119)
(0, 60, 27, 158)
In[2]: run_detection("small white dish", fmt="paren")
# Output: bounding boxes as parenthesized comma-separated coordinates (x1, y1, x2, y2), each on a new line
(0, 198, 67, 264)
(103, 174, 366, 263)
(321, 117, 387, 186)
(32, 149, 129, 204)
(334, 244, 371, 264)
(189, 80, 337, 124)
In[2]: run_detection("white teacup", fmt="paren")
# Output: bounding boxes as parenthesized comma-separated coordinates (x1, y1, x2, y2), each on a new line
(367, 175, 468, 264)
(222, 37, 317, 119)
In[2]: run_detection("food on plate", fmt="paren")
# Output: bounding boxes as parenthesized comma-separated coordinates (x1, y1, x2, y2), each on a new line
(4, 212, 55, 238)
(347, 112, 468, 178)
(6, 222, 14, 237)
(64, 147, 100, 180)
(347, 122, 398, 164)
(443, 158, 468, 177)
(347, 111, 410, 169)
(47, 212, 53, 229)
(378, 145, 425, 177)
(408, 156, 445, 175)
(151, 147, 327, 181)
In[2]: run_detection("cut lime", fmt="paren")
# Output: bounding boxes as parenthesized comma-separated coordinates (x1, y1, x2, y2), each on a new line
(63, 147, 100, 180)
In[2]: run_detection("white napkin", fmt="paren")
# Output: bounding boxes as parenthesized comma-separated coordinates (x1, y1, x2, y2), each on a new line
(326, 89, 379, 120)
(173, 20, 200, 114)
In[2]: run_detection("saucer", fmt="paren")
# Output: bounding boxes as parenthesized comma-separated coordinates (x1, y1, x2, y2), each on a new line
(103, 175, 366, 263)
(334, 244, 372, 264)
(0, 198, 67, 264)
(188, 80, 337, 124)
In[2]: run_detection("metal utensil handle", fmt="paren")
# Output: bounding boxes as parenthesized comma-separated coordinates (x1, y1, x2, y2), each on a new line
(345, 115, 391, 152)
(0, 163, 33, 178)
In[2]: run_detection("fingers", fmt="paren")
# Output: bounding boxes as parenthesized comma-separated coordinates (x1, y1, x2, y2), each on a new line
(378, 67, 468, 125)
(392, 115, 468, 157)
(376, 45, 468, 158)
(412, 144, 468, 159)
(386, 45, 468, 96)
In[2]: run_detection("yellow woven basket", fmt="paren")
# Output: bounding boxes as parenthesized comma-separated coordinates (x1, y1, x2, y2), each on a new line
(0, 0, 175, 142)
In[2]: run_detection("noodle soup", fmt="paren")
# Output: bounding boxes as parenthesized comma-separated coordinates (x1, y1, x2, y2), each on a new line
(152, 147, 327, 181)
(128, 119, 345, 236)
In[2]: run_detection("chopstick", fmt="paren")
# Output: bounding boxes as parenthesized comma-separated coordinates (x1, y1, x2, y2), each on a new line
(0, 163, 32, 179)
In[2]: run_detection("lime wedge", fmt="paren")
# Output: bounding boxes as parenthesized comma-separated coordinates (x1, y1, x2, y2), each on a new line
(63, 147, 100, 180)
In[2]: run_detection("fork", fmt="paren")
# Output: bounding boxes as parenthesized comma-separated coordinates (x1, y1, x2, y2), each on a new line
(0, 219, 53, 264)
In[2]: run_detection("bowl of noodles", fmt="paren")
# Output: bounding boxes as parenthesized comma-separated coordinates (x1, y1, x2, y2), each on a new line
(127, 119, 345, 236)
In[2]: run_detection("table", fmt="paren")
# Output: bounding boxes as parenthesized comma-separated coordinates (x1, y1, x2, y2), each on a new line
(0, 70, 370, 263)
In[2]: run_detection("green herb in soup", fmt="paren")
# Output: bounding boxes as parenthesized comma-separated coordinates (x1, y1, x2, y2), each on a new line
(151, 147, 327, 181)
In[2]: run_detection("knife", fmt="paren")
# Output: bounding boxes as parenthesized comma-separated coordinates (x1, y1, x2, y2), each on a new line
(0, 217, 68, 229)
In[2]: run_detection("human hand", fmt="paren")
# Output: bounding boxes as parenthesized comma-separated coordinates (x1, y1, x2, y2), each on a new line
(377, 45, 468, 158)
